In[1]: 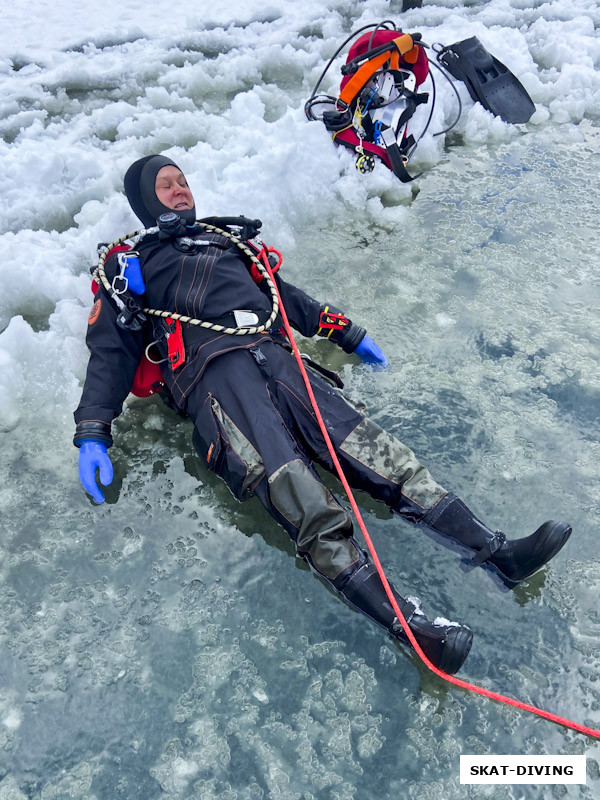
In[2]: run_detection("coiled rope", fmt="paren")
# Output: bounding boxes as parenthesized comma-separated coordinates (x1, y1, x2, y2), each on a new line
(94, 222, 280, 336)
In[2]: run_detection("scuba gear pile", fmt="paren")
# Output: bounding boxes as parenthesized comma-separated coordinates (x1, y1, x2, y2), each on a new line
(305, 22, 431, 182)
(305, 21, 535, 181)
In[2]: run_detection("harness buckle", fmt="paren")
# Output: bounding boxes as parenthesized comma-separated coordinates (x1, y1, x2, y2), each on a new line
(249, 346, 267, 366)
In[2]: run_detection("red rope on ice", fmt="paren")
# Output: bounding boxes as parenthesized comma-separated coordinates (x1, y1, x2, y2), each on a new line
(260, 249, 600, 740)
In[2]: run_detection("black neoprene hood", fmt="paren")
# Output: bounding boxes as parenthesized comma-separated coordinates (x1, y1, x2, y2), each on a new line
(124, 154, 196, 227)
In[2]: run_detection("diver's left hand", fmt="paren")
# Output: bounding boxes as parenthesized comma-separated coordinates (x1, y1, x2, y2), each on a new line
(354, 335, 388, 369)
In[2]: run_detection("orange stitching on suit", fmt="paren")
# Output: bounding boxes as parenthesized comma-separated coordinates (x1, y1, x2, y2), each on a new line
(191, 237, 221, 317)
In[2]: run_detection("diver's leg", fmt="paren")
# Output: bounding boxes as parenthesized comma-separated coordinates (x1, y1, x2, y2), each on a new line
(184, 350, 363, 585)
(185, 351, 472, 671)
(253, 475, 472, 675)
(340, 562, 472, 675)
(277, 370, 571, 588)
(333, 416, 572, 587)
(421, 494, 572, 587)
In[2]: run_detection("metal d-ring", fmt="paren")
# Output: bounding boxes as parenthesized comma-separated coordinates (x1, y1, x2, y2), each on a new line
(144, 341, 168, 364)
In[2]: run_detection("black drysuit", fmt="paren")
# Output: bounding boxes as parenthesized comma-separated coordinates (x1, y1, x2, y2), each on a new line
(73, 206, 572, 675)
(75, 227, 451, 589)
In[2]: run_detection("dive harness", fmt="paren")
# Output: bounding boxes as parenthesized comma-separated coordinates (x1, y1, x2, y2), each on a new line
(94, 216, 281, 339)
(93, 217, 345, 390)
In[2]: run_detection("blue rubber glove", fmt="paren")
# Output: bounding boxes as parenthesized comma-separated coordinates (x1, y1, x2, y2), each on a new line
(354, 335, 389, 369)
(123, 254, 146, 294)
(78, 441, 114, 503)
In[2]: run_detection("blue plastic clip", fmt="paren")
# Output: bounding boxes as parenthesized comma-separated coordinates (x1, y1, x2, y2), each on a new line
(373, 121, 383, 145)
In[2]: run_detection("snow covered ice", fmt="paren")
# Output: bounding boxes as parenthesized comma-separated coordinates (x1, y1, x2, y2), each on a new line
(0, 0, 599, 798)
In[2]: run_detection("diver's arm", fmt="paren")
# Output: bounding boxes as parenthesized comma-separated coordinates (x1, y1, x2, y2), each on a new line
(273, 275, 361, 344)
(73, 287, 145, 502)
(273, 275, 387, 367)
(73, 289, 145, 428)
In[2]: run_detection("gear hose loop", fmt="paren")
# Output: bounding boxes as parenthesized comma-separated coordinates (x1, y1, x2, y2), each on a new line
(93, 222, 280, 336)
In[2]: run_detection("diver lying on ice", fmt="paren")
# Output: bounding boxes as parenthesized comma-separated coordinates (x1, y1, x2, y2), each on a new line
(73, 155, 571, 676)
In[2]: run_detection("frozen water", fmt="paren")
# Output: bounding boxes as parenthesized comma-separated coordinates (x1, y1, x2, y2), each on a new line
(0, 0, 599, 797)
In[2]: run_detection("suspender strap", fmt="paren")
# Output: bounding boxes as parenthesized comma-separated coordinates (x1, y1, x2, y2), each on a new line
(339, 51, 392, 106)
(380, 129, 416, 183)
(339, 34, 421, 107)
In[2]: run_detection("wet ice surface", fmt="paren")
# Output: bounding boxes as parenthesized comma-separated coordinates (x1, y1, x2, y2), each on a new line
(1, 0, 600, 797)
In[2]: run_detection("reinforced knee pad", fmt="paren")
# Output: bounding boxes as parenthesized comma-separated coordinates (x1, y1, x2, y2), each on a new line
(268, 459, 360, 581)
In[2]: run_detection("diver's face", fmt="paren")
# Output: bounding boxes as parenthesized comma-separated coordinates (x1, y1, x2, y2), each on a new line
(154, 166, 194, 211)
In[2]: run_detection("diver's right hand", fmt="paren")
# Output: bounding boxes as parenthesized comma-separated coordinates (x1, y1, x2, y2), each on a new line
(78, 441, 114, 503)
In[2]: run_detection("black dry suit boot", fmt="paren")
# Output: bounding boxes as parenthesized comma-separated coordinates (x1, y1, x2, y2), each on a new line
(340, 563, 473, 674)
(423, 494, 572, 588)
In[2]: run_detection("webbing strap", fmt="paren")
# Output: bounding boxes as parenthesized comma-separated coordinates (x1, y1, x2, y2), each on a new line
(379, 130, 416, 183)
(393, 34, 418, 60)
(339, 51, 391, 106)
(339, 34, 419, 107)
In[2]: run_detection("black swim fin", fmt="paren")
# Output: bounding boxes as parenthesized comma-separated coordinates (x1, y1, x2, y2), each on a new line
(437, 36, 535, 124)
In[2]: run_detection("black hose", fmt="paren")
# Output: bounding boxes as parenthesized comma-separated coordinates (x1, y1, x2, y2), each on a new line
(429, 51, 463, 136)
(367, 19, 398, 51)
(305, 21, 397, 117)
